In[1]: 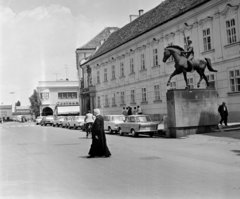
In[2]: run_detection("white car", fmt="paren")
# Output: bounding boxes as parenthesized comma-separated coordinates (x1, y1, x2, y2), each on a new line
(103, 115, 125, 134)
(52, 116, 65, 127)
(68, 116, 85, 129)
(36, 116, 44, 125)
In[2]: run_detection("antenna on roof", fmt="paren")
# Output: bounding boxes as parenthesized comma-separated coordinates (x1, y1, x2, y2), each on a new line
(64, 65, 69, 80)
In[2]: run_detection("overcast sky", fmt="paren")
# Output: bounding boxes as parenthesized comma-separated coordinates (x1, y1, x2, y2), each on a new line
(0, 0, 164, 106)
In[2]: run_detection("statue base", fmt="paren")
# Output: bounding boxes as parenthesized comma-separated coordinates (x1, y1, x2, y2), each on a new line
(166, 89, 219, 138)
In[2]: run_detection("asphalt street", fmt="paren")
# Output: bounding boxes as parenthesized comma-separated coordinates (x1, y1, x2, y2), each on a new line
(0, 122, 240, 199)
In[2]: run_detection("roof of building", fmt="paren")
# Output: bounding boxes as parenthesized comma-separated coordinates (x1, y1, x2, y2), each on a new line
(15, 106, 30, 110)
(0, 105, 12, 109)
(85, 0, 210, 63)
(77, 27, 119, 50)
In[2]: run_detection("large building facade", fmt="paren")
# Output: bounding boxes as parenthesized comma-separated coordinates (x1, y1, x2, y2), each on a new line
(76, 27, 119, 115)
(77, 0, 240, 122)
(36, 81, 79, 116)
(0, 105, 12, 120)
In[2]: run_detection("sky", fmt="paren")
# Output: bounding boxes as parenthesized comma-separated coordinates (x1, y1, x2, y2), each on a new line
(0, 0, 164, 106)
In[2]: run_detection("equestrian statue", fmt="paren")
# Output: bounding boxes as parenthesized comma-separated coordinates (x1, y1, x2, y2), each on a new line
(162, 39, 217, 89)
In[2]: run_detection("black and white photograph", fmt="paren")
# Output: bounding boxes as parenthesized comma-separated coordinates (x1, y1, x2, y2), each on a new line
(0, 0, 240, 198)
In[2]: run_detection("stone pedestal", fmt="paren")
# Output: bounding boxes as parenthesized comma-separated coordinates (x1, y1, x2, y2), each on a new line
(167, 89, 219, 138)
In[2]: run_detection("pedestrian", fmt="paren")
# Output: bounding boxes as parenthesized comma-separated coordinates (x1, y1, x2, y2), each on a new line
(160, 114, 169, 137)
(133, 107, 138, 115)
(88, 108, 111, 158)
(84, 110, 94, 138)
(127, 106, 132, 115)
(122, 107, 127, 116)
(218, 101, 228, 126)
(137, 105, 142, 115)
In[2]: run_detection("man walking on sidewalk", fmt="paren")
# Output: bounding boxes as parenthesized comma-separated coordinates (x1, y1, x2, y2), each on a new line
(218, 101, 228, 127)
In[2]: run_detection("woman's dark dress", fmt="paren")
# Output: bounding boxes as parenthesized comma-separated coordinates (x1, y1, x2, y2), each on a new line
(88, 115, 111, 157)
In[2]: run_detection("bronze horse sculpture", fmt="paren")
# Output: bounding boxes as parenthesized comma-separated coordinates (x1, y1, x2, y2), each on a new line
(162, 45, 217, 89)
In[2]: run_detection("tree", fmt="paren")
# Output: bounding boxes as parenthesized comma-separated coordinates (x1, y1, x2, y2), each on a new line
(29, 90, 41, 118)
(15, 100, 21, 106)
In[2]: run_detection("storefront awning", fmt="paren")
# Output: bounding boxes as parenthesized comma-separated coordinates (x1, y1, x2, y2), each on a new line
(57, 106, 79, 115)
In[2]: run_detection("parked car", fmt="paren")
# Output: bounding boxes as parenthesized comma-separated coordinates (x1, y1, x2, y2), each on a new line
(103, 115, 125, 133)
(62, 116, 72, 128)
(117, 115, 158, 137)
(52, 116, 65, 127)
(68, 116, 85, 129)
(36, 116, 44, 125)
(41, 115, 54, 126)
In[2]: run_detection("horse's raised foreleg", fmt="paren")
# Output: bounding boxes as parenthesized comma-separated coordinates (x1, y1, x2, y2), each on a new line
(167, 70, 181, 86)
(182, 70, 190, 89)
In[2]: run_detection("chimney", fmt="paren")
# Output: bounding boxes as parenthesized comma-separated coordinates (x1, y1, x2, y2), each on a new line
(139, 9, 144, 16)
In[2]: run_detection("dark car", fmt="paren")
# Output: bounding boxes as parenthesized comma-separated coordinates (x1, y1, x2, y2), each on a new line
(117, 115, 158, 137)
(41, 115, 54, 126)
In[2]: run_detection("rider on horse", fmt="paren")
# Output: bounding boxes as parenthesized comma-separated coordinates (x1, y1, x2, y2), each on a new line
(181, 39, 194, 72)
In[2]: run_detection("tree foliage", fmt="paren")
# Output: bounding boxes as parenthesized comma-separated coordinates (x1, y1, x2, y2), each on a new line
(15, 100, 21, 106)
(29, 90, 41, 118)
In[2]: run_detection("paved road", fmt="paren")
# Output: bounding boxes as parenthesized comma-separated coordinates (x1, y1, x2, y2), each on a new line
(1, 122, 240, 199)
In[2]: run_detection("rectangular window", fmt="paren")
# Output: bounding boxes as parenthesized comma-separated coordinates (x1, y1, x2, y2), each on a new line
(203, 28, 212, 51)
(97, 71, 100, 84)
(206, 74, 215, 89)
(104, 95, 108, 106)
(112, 93, 116, 106)
(120, 62, 124, 77)
(140, 53, 145, 70)
(141, 87, 147, 102)
(187, 77, 194, 89)
(41, 92, 49, 100)
(120, 91, 125, 104)
(130, 90, 135, 103)
(104, 68, 107, 82)
(226, 18, 237, 44)
(167, 43, 174, 62)
(112, 65, 115, 79)
(170, 81, 177, 89)
(229, 69, 240, 92)
(97, 96, 101, 107)
(154, 84, 161, 101)
(153, 48, 158, 66)
(58, 92, 77, 99)
(130, 58, 134, 74)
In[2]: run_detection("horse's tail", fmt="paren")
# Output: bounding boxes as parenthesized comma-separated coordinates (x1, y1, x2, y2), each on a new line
(205, 58, 217, 72)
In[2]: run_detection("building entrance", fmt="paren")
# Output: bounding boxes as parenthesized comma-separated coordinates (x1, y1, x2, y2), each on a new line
(42, 107, 53, 116)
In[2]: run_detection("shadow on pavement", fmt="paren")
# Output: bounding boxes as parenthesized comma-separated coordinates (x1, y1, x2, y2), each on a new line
(201, 130, 240, 140)
(231, 150, 240, 156)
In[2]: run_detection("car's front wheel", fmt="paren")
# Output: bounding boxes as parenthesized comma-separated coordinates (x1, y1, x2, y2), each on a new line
(131, 129, 137, 137)
(149, 132, 154, 137)
(119, 128, 124, 136)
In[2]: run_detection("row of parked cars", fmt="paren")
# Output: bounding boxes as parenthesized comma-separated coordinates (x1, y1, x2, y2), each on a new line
(36, 115, 86, 130)
(36, 114, 163, 137)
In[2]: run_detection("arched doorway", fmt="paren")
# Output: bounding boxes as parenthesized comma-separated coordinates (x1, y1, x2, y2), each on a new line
(42, 107, 53, 116)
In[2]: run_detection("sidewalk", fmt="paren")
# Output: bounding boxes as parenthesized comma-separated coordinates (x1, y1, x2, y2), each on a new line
(214, 122, 240, 132)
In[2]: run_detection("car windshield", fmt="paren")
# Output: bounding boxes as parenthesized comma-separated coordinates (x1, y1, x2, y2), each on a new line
(113, 116, 125, 121)
(136, 116, 152, 122)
